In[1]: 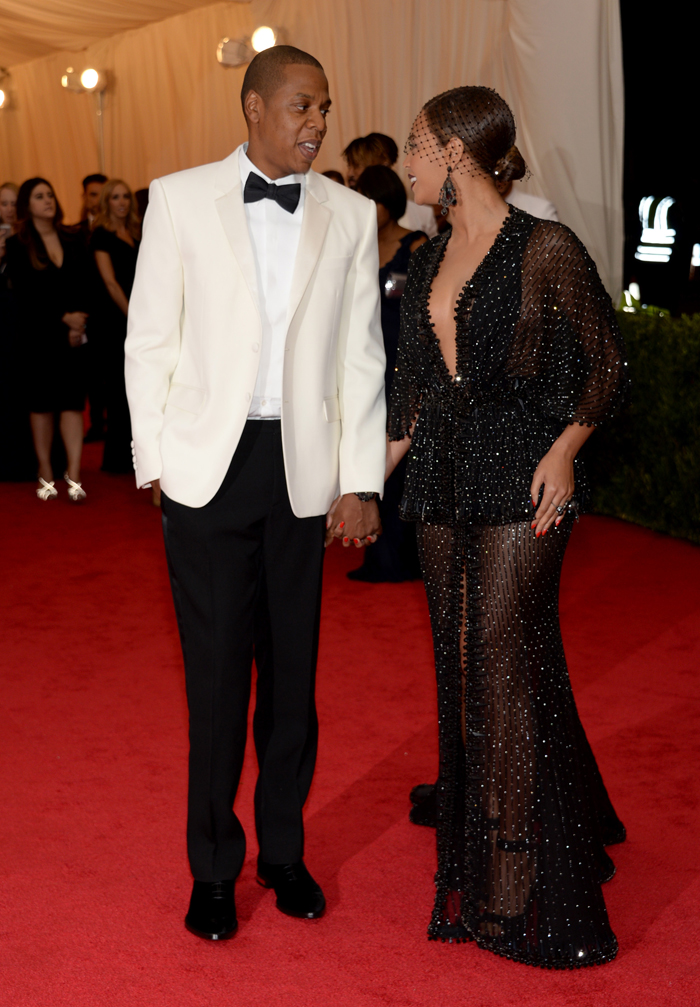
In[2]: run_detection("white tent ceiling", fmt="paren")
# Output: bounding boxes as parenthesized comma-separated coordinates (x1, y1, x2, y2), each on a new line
(0, 0, 246, 66)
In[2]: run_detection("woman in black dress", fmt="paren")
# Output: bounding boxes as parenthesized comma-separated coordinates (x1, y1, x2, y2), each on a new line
(5, 178, 90, 501)
(385, 88, 627, 968)
(90, 179, 140, 473)
(348, 165, 426, 582)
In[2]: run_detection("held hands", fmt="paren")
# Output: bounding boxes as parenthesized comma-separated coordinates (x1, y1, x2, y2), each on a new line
(63, 311, 88, 348)
(530, 441, 575, 537)
(325, 493, 382, 549)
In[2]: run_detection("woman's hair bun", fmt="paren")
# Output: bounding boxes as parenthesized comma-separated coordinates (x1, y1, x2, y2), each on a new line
(493, 145, 526, 184)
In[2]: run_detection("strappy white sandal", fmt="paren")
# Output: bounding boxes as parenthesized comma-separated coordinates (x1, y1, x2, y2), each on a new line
(64, 472, 87, 503)
(36, 477, 58, 501)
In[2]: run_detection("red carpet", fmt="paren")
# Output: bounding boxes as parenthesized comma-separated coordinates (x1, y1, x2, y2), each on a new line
(1, 445, 699, 1006)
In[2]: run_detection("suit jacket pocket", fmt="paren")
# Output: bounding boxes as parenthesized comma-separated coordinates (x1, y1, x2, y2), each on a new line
(166, 383, 206, 415)
(323, 395, 341, 423)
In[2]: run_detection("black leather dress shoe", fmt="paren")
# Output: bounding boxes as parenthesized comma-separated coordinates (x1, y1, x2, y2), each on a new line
(256, 860, 326, 919)
(409, 782, 437, 828)
(185, 880, 238, 940)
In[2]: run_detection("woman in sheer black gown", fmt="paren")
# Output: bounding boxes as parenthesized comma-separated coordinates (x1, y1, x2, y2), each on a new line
(385, 88, 628, 969)
(90, 179, 140, 473)
(348, 165, 426, 582)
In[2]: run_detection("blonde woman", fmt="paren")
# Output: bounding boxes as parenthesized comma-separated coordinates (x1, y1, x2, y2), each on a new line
(90, 179, 141, 473)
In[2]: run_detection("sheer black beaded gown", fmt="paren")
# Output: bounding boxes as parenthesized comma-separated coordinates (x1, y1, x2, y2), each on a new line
(388, 206, 627, 969)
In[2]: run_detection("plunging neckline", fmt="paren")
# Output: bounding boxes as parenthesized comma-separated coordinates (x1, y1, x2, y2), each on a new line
(424, 206, 514, 382)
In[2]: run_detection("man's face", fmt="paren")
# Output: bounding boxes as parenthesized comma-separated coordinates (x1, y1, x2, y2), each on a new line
(83, 182, 104, 214)
(245, 65, 331, 178)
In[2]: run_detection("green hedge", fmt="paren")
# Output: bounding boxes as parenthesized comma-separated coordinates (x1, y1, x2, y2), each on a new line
(585, 311, 700, 545)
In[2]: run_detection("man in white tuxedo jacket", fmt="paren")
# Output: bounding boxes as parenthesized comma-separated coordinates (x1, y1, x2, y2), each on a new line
(125, 46, 386, 941)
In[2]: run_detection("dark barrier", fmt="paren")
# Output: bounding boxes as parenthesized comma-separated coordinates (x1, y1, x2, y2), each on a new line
(586, 311, 700, 545)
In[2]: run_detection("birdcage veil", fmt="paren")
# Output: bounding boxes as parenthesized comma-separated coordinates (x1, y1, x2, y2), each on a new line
(405, 85, 527, 184)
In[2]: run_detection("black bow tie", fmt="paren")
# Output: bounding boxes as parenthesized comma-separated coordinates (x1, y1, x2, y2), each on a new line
(243, 172, 301, 214)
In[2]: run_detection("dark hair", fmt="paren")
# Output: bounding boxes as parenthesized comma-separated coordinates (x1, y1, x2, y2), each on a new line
(342, 132, 398, 167)
(356, 165, 407, 221)
(16, 177, 65, 270)
(423, 86, 526, 184)
(322, 170, 345, 186)
(241, 45, 324, 115)
(82, 173, 107, 190)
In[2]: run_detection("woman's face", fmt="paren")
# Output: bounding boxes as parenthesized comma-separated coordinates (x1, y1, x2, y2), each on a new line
(29, 184, 56, 222)
(0, 188, 17, 226)
(108, 185, 131, 220)
(403, 112, 448, 206)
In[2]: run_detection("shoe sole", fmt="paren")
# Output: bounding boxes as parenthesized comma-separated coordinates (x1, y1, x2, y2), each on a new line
(184, 918, 238, 941)
(255, 875, 326, 919)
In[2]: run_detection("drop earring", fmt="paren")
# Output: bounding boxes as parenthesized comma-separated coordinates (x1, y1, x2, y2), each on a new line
(438, 165, 457, 216)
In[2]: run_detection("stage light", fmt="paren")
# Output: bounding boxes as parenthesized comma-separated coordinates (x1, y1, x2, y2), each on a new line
(61, 68, 83, 92)
(251, 26, 276, 51)
(635, 196, 676, 263)
(81, 69, 99, 90)
(217, 37, 254, 67)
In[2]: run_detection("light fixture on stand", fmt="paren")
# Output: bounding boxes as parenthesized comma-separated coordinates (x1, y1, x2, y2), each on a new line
(60, 67, 109, 173)
(0, 67, 10, 110)
(216, 25, 283, 67)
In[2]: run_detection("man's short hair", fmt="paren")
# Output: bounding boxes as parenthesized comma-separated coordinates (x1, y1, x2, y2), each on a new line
(82, 173, 107, 190)
(355, 165, 407, 222)
(240, 45, 324, 115)
(342, 133, 398, 167)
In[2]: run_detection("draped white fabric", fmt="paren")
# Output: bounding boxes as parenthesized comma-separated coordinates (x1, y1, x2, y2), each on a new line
(0, 0, 624, 294)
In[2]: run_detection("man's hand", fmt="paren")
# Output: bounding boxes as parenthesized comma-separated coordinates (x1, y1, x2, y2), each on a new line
(325, 493, 381, 548)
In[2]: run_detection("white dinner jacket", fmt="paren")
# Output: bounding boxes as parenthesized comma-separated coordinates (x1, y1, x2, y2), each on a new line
(125, 146, 386, 515)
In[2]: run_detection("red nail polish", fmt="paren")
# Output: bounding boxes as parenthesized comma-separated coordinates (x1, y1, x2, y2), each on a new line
(530, 522, 536, 529)
(339, 521, 345, 529)
(353, 538, 360, 545)
(536, 532, 541, 538)
(343, 537, 349, 543)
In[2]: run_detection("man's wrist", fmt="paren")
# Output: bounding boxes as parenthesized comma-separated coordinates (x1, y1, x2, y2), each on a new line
(353, 491, 377, 502)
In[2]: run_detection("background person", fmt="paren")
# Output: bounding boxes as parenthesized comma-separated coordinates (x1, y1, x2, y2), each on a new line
(77, 173, 107, 443)
(5, 178, 90, 501)
(0, 181, 18, 271)
(342, 132, 438, 237)
(90, 179, 141, 474)
(382, 86, 627, 968)
(349, 164, 426, 582)
(321, 169, 345, 185)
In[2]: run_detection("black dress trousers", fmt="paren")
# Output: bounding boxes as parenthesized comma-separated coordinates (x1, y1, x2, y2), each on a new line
(161, 420, 326, 882)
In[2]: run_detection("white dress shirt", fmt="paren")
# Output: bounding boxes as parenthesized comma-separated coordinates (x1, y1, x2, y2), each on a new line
(505, 186, 559, 222)
(399, 199, 438, 238)
(239, 144, 305, 418)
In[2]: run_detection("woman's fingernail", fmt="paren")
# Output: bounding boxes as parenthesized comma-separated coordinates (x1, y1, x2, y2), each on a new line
(536, 531, 541, 538)
(543, 529, 548, 535)
(339, 521, 345, 529)
(353, 538, 360, 545)
(530, 522, 536, 529)
(343, 537, 349, 543)
(555, 517, 561, 526)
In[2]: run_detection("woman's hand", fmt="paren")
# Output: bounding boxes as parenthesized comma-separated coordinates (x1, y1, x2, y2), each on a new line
(530, 422, 596, 536)
(530, 442, 574, 536)
(63, 311, 88, 348)
(63, 310, 88, 330)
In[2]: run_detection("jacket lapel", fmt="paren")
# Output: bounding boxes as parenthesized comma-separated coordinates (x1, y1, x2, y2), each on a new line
(214, 147, 260, 311)
(287, 171, 331, 326)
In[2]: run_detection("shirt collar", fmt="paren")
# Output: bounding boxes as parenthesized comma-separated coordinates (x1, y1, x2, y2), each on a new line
(239, 143, 305, 189)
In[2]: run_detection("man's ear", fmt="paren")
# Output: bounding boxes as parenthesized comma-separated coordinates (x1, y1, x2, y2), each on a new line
(244, 89, 263, 125)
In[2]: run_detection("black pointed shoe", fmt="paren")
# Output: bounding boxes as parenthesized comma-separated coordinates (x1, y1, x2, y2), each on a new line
(256, 860, 326, 919)
(185, 879, 238, 941)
